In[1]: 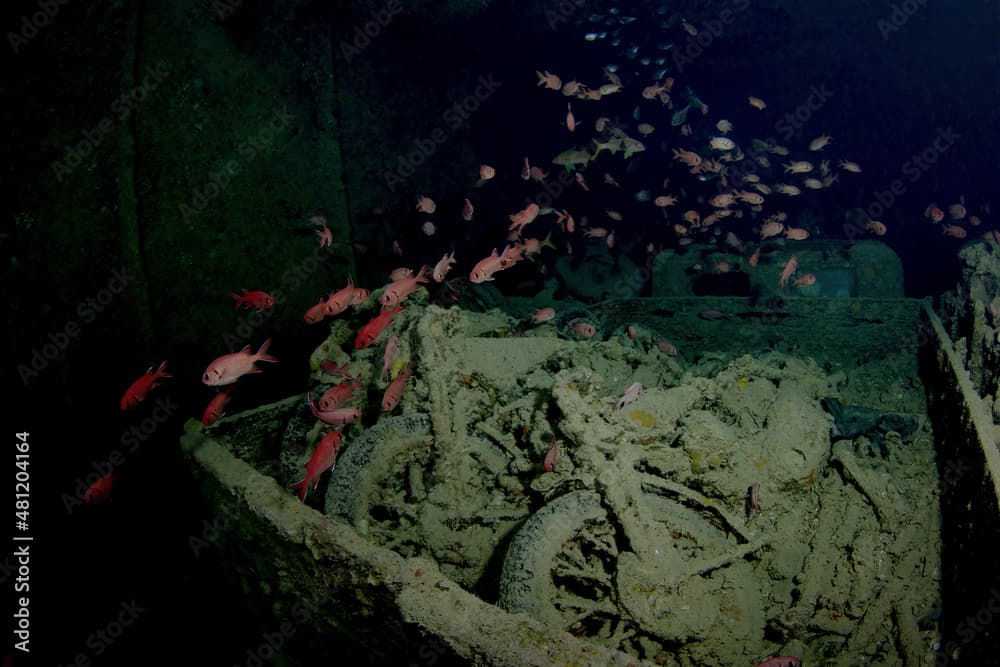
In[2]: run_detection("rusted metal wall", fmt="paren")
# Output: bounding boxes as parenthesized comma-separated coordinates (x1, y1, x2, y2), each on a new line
(919, 303, 1000, 663)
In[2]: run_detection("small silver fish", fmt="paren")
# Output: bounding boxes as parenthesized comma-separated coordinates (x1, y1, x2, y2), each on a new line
(671, 104, 691, 126)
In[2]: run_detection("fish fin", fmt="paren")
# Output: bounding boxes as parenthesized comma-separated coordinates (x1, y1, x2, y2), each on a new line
(156, 361, 173, 378)
(290, 476, 309, 501)
(255, 338, 278, 363)
(305, 392, 323, 418)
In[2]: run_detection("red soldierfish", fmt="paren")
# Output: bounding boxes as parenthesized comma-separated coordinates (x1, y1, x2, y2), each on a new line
(389, 267, 413, 282)
(508, 203, 540, 233)
(544, 434, 557, 472)
(120, 361, 171, 410)
(416, 195, 436, 214)
(355, 306, 405, 349)
(315, 224, 333, 247)
(349, 284, 370, 306)
(433, 252, 457, 283)
(778, 256, 798, 288)
(380, 266, 430, 308)
(753, 658, 800, 667)
(469, 249, 505, 283)
(202, 339, 278, 386)
(306, 393, 361, 426)
(84, 472, 115, 504)
(381, 363, 412, 412)
(304, 298, 327, 325)
(531, 307, 556, 324)
(318, 374, 363, 411)
(381, 334, 401, 382)
(615, 382, 643, 410)
(499, 243, 525, 268)
(320, 360, 350, 377)
(231, 289, 275, 311)
(325, 275, 360, 316)
(291, 430, 343, 501)
(202, 387, 235, 427)
(656, 339, 678, 356)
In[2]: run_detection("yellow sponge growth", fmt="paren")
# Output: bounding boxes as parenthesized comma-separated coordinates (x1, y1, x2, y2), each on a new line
(389, 357, 408, 380)
(629, 409, 656, 428)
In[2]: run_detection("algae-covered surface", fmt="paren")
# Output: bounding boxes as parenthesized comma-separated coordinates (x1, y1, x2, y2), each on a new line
(241, 297, 943, 667)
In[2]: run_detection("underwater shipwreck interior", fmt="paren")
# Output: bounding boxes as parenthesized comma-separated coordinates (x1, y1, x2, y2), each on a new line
(5, 0, 1000, 666)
